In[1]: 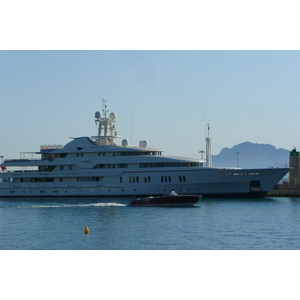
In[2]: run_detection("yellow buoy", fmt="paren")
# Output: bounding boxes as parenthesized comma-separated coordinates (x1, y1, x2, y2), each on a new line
(84, 226, 89, 234)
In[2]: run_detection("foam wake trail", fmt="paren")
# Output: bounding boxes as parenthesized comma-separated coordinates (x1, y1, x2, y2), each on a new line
(16, 202, 127, 208)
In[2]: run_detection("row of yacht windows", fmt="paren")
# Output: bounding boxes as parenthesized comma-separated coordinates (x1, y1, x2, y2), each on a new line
(5, 175, 186, 184)
(37, 162, 200, 172)
(120, 176, 151, 184)
(2, 176, 186, 183)
(39, 164, 128, 172)
(120, 175, 186, 184)
(7, 176, 104, 183)
(93, 164, 128, 169)
(42, 151, 162, 160)
(9, 190, 69, 194)
(139, 162, 200, 168)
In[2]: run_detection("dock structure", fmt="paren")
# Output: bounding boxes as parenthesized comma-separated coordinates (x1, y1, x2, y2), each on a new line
(268, 148, 300, 197)
(267, 190, 300, 197)
(289, 148, 300, 185)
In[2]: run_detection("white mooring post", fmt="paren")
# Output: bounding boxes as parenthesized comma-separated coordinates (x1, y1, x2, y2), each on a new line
(205, 124, 212, 167)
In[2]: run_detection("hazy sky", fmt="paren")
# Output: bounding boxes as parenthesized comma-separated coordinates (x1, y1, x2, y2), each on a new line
(0, 50, 299, 160)
(1, 1, 299, 163)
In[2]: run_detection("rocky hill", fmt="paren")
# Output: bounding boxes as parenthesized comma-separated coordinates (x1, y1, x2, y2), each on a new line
(212, 142, 290, 168)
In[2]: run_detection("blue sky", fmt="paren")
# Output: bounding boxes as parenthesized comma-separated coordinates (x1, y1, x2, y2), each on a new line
(0, 50, 300, 160)
(0, 1, 299, 163)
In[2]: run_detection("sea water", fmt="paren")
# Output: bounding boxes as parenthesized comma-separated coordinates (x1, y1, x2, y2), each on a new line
(1, 196, 300, 250)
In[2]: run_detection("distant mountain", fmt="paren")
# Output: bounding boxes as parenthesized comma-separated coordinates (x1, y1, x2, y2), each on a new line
(212, 142, 290, 168)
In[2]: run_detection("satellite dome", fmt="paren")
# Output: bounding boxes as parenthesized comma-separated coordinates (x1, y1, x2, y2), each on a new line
(110, 112, 116, 120)
(95, 111, 101, 119)
(139, 140, 148, 148)
(122, 139, 129, 147)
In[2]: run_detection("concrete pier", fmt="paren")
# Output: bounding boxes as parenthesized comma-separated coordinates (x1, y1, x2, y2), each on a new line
(266, 148, 300, 197)
(267, 190, 300, 197)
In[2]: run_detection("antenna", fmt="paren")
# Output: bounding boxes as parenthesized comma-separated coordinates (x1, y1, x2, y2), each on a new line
(102, 98, 108, 118)
(207, 123, 210, 138)
(204, 112, 207, 138)
(131, 105, 134, 145)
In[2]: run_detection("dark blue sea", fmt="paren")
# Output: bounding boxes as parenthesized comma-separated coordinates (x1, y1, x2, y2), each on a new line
(1, 196, 300, 250)
(2, 197, 299, 299)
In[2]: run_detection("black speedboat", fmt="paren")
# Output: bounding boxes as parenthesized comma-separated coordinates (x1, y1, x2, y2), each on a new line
(129, 193, 201, 207)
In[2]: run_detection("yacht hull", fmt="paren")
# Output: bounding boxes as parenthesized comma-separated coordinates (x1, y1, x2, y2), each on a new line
(0, 167, 289, 199)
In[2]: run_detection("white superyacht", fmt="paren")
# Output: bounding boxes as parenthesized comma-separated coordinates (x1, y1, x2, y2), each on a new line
(0, 100, 289, 199)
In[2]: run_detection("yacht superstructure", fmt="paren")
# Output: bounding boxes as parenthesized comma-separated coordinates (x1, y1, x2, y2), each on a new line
(0, 100, 290, 199)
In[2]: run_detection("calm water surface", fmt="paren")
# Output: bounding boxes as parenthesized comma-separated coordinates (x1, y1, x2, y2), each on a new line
(1, 197, 300, 250)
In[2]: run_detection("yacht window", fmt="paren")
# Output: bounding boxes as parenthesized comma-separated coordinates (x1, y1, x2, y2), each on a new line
(93, 164, 106, 169)
(39, 165, 56, 172)
(118, 164, 128, 168)
(179, 176, 186, 182)
(129, 176, 139, 183)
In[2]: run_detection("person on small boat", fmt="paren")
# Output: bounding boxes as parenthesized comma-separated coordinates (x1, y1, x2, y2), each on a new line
(168, 190, 178, 196)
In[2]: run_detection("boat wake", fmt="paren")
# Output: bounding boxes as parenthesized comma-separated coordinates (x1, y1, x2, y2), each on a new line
(77, 202, 127, 207)
(8, 202, 127, 209)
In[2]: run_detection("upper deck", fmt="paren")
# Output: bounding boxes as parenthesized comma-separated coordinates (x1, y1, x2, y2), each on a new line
(0, 100, 205, 171)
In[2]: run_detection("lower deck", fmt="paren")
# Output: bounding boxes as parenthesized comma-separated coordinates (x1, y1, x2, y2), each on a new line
(0, 167, 289, 198)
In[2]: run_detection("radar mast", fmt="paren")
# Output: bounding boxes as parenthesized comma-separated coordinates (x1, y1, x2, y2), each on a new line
(93, 99, 120, 145)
